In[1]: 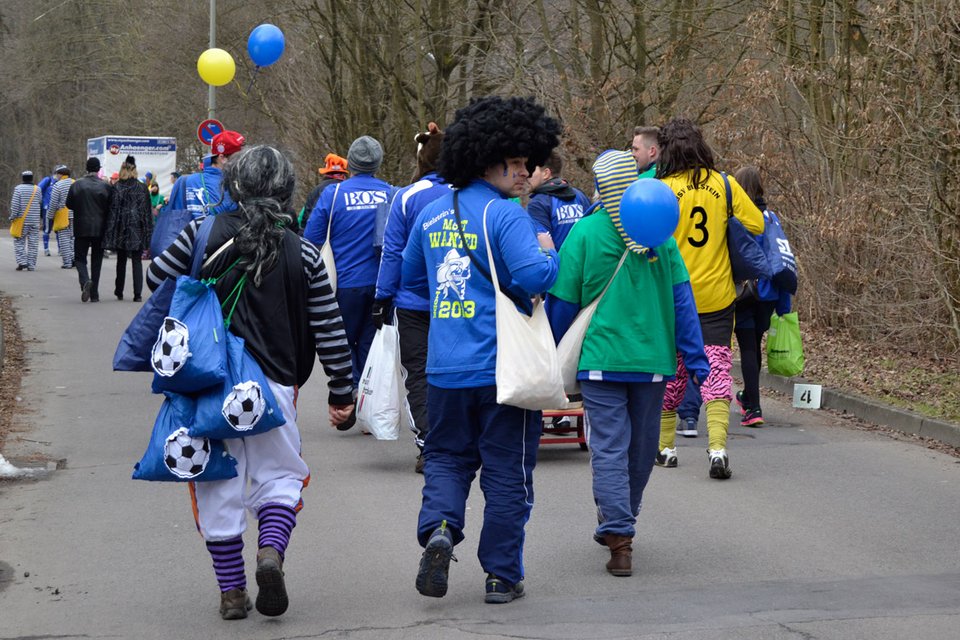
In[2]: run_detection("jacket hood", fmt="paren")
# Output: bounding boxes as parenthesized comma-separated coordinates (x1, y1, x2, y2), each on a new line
(532, 176, 577, 200)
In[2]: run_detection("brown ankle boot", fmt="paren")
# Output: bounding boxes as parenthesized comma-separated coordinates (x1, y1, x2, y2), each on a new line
(603, 534, 633, 576)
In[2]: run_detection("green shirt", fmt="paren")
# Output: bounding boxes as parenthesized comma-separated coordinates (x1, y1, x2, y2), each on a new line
(549, 209, 690, 375)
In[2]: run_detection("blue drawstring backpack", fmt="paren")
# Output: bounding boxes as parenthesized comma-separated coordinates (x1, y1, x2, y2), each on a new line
(114, 217, 216, 372)
(150, 177, 193, 258)
(758, 209, 798, 297)
(722, 173, 773, 282)
(132, 392, 238, 482)
(150, 274, 229, 394)
(189, 332, 285, 439)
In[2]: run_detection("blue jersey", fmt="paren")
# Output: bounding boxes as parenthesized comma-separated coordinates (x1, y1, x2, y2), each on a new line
(401, 180, 559, 388)
(38, 176, 55, 212)
(167, 166, 237, 219)
(303, 173, 394, 289)
(375, 172, 451, 311)
(527, 185, 591, 250)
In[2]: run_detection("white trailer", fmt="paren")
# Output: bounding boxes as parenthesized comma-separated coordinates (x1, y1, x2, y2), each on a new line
(86, 136, 177, 198)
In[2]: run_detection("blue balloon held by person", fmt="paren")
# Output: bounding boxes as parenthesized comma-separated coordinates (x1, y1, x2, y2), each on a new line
(618, 178, 680, 248)
(247, 24, 285, 67)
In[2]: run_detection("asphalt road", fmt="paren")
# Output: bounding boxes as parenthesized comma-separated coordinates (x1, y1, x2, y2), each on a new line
(1, 239, 958, 640)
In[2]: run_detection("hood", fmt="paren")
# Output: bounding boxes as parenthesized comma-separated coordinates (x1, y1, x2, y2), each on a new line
(532, 176, 577, 200)
(592, 149, 652, 256)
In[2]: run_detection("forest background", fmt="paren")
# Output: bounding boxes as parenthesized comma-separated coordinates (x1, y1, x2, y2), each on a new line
(0, 0, 957, 422)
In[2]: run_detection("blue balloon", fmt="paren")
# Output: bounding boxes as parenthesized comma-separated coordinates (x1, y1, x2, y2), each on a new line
(618, 178, 680, 248)
(247, 24, 285, 67)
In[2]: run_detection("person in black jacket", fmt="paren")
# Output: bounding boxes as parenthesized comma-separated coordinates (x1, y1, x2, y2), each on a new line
(66, 157, 113, 302)
(104, 156, 153, 301)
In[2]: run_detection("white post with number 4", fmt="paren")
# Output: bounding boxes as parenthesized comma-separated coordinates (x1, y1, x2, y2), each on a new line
(793, 384, 822, 409)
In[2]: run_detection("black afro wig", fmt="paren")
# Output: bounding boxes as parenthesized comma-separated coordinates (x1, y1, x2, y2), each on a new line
(437, 96, 561, 189)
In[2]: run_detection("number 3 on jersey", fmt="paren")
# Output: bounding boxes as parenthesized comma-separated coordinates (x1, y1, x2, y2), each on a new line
(687, 206, 708, 247)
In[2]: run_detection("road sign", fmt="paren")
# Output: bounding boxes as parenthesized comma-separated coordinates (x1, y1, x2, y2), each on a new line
(197, 118, 224, 146)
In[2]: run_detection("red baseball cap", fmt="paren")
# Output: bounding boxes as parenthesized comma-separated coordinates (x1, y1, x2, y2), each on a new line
(211, 130, 245, 157)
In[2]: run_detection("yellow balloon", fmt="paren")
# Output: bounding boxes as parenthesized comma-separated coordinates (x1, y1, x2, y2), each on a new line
(197, 48, 236, 87)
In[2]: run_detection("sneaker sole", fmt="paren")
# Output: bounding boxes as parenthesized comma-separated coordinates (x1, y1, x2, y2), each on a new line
(709, 462, 732, 480)
(255, 560, 289, 617)
(741, 418, 764, 427)
(677, 430, 699, 437)
(655, 458, 678, 468)
(415, 539, 453, 598)
(485, 586, 524, 604)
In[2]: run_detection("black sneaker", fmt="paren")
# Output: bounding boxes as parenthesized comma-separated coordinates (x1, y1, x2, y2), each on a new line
(485, 574, 524, 604)
(708, 449, 732, 480)
(735, 391, 747, 416)
(655, 447, 678, 468)
(416, 521, 456, 598)
(81, 281, 91, 302)
(255, 547, 288, 617)
(741, 407, 764, 427)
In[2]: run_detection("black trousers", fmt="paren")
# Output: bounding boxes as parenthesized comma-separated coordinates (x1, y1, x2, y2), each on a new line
(397, 307, 430, 448)
(74, 237, 104, 300)
(114, 249, 143, 299)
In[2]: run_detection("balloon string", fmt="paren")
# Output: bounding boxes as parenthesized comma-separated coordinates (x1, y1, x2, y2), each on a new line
(245, 66, 261, 95)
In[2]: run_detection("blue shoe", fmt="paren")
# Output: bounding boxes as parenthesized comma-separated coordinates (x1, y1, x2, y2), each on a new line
(677, 416, 699, 437)
(416, 522, 456, 598)
(485, 574, 524, 604)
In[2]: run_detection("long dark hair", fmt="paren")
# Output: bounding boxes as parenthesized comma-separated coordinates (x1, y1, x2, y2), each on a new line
(223, 145, 296, 286)
(734, 166, 766, 210)
(655, 118, 716, 189)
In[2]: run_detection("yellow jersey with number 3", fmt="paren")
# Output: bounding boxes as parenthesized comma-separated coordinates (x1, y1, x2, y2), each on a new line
(660, 169, 764, 314)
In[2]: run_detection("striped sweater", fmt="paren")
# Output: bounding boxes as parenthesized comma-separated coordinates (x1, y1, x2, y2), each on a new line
(146, 218, 353, 404)
(9, 184, 42, 224)
(47, 178, 75, 218)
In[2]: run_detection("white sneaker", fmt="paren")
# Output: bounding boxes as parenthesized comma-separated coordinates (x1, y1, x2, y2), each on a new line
(677, 417, 699, 437)
(655, 447, 678, 468)
(708, 448, 732, 479)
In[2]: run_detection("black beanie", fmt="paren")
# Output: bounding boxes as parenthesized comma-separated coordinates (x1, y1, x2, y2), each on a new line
(86, 157, 101, 173)
(124, 155, 136, 167)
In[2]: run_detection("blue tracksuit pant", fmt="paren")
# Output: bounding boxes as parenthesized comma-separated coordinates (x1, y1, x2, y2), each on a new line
(582, 379, 667, 538)
(336, 285, 377, 387)
(418, 385, 542, 586)
(677, 379, 702, 421)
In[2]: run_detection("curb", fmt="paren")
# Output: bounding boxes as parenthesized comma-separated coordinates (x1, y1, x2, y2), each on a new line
(757, 367, 960, 448)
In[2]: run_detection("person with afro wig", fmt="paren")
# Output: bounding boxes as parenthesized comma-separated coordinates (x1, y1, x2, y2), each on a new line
(402, 96, 561, 604)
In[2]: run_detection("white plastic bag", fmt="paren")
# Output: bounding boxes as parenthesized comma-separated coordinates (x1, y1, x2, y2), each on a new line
(356, 323, 403, 440)
(556, 250, 629, 395)
(482, 205, 566, 411)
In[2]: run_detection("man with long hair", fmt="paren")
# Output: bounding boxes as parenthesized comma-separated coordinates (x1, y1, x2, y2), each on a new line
(147, 145, 354, 620)
(654, 118, 764, 479)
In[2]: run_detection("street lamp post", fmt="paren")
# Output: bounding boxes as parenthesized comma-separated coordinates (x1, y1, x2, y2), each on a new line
(208, 0, 216, 120)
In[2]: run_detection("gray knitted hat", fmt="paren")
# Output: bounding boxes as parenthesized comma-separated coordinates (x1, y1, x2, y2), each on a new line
(347, 135, 383, 174)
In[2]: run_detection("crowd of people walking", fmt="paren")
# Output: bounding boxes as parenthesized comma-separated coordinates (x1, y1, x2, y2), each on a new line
(7, 98, 797, 621)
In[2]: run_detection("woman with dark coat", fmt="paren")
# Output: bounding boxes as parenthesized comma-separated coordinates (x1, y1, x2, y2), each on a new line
(104, 155, 153, 301)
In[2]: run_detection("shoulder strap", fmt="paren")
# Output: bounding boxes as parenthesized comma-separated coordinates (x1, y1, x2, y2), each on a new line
(326, 182, 341, 243)
(23, 186, 39, 215)
(596, 249, 629, 303)
(721, 172, 733, 217)
(452, 192, 527, 309)
(190, 216, 217, 278)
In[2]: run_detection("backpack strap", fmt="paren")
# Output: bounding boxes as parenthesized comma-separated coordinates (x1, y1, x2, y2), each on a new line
(189, 216, 217, 278)
(721, 172, 733, 217)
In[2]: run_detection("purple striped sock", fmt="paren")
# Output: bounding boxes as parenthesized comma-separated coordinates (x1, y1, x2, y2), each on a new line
(206, 536, 246, 592)
(257, 503, 297, 559)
